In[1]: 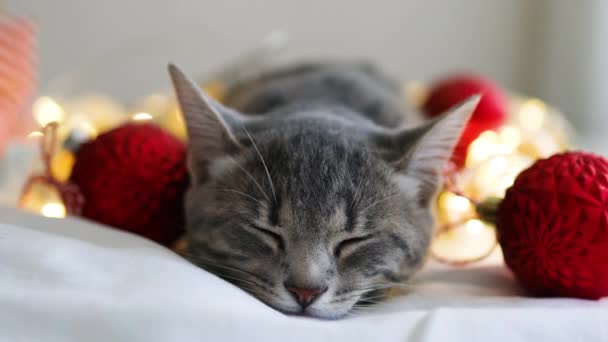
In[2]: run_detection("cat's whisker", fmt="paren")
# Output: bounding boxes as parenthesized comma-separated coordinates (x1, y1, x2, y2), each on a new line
(348, 282, 410, 293)
(355, 301, 383, 307)
(348, 307, 375, 316)
(351, 303, 373, 309)
(211, 188, 265, 207)
(334, 291, 388, 304)
(230, 282, 269, 299)
(184, 253, 262, 279)
(357, 296, 387, 304)
(351, 167, 368, 209)
(231, 281, 261, 294)
(242, 126, 277, 202)
(331, 283, 406, 303)
(227, 156, 271, 201)
(343, 311, 360, 318)
(360, 193, 400, 213)
(212, 271, 263, 288)
(362, 292, 392, 299)
(342, 307, 360, 317)
(345, 306, 370, 317)
(353, 299, 385, 308)
(236, 282, 278, 301)
(199, 260, 256, 277)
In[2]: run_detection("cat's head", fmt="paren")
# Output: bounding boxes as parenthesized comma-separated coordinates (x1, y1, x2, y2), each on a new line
(169, 64, 477, 319)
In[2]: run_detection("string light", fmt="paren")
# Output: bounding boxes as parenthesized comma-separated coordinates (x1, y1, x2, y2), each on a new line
(27, 131, 43, 138)
(41, 202, 66, 218)
(465, 219, 484, 235)
(438, 192, 474, 223)
(20, 81, 571, 266)
(431, 95, 570, 264)
(518, 98, 547, 131)
(132, 112, 153, 121)
(498, 125, 521, 149)
(33, 97, 65, 126)
(466, 130, 517, 167)
(446, 194, 472, 213)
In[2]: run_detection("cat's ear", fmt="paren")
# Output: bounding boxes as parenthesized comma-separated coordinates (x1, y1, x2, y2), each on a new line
(379, 96, 480, 202)
(168, 63, 245, 183)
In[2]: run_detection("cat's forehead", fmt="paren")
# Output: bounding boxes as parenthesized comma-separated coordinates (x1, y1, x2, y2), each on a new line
(267, 199, 350, 236)
(207, 126, 396, 232)
(261, 139, 390, 230)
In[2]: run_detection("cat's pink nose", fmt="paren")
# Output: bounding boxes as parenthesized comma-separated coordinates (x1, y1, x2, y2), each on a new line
(285, 284, 327, 307)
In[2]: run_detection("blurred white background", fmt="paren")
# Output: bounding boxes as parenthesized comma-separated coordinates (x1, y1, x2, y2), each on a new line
(7, 0, 608, 153)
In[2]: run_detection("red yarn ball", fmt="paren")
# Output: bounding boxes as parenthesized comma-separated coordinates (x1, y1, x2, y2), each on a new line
(497, 152, 608, 299)
(70, 123, 189, 246)
(423, 74, 509, 167)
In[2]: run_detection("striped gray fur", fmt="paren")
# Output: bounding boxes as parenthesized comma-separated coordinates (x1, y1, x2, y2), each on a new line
(168, 62, 478, 319)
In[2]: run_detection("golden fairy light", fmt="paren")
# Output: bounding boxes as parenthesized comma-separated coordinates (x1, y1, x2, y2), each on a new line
(27, 131, 43, 138)
(518, 98, 547, 131)
(33, 96, 65, 126)
(431, 219, 497, 265)
(430, 95, 571, 265)
(498, 125, 521, 148)
(51, 149, 75, 182)
(437, 192, 473, 223)
(465, 219, 484, 235)
(132, 112, 154, 121)
(41, 202, 66, 218)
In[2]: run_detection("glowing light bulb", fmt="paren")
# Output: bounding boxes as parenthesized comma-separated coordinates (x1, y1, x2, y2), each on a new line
(27, 131, 43, 138)
(132, 112, 153, 121)
(446, 194, 472, 213)
(466, 131, 500, 166)
(33, 97, 65, 126)
(438, 192, 474, 223)
(41, 202, 66, 218)
(519, 99, 547, 131)
(465, 219, 484, 235)
(79, 121, 98, 137)
(469, 155, 534, 198)
(487, 156, 508, 174)
(498, 125, 521, 150)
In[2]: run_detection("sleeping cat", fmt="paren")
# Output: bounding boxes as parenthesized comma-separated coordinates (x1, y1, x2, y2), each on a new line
(168, 62, 478, 319)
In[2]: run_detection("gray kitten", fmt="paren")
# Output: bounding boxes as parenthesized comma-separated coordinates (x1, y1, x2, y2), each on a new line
(168, 62, 478, 319)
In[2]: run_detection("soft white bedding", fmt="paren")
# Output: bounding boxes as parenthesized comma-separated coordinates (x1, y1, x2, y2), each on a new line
(1, 205, 607, 342)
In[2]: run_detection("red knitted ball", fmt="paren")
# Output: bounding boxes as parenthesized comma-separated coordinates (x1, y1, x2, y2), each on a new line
(70, 123, 189, 246)
(497, 152, 608, 299)
(423, 74, 508, 167)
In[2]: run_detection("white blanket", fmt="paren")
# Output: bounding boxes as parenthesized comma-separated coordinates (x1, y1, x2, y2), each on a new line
(1, 205, 607, 342)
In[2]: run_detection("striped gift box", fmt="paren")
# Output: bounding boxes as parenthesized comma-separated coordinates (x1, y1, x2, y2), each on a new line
(0, 14, 37, 157)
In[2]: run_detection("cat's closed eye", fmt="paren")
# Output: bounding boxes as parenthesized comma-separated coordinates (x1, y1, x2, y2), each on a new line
(334, 235, 373, 258)
(250, 224, 285, 252)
